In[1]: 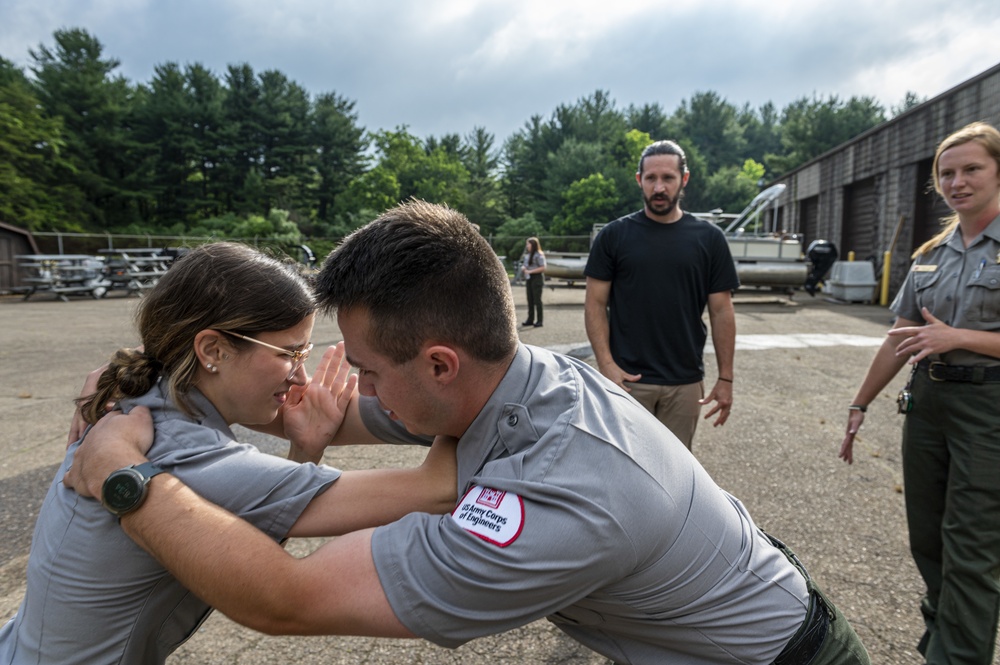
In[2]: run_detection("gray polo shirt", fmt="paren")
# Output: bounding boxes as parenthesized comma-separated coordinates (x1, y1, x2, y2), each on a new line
(891, 213, 1000, 366)
(368, 344, 808, 664)
(0, 382, 340, 665)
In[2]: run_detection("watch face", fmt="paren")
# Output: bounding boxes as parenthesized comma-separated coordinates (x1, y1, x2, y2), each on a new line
(102, 468, 144, 515)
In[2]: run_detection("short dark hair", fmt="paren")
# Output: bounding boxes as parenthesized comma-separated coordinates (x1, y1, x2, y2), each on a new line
(316, 200, 518, 365)
(638, 140, 688, 176)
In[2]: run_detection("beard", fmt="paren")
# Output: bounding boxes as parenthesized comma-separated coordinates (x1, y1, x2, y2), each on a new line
(643, 188, 684, 217)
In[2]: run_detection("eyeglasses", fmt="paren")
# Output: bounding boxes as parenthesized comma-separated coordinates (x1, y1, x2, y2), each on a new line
(218, 330, 313, 380)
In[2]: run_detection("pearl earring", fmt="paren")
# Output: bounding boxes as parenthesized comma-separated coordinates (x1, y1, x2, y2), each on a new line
(206, 363, 217, 373)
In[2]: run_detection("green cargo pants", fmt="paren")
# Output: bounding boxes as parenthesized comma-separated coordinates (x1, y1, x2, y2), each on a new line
(903, 368, 1000, 665)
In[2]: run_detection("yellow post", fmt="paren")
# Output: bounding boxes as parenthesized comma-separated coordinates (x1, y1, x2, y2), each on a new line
(881, 216, 907, 307)
(880, 250, 892, 306)
(847, 250, 855, 261)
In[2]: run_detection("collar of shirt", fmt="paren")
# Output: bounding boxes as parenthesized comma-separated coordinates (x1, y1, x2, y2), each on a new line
(121, 379, 235, 440)
(455, 344, 541, 489)
(943, 212, 1000, 252)
(984, 213, 1000, 246)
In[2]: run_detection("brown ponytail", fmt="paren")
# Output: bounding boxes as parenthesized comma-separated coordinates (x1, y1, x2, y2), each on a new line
(77, 349, 163, 424)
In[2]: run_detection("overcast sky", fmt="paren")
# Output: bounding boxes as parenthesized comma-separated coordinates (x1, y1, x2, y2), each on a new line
(3, 0, 1000, 145)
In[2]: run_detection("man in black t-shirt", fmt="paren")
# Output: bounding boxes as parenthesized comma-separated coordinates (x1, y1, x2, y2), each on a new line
(584, 140, 739, 449)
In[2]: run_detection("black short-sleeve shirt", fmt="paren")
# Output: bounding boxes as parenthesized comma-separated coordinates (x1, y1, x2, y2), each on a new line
(585, 211, 739, 384)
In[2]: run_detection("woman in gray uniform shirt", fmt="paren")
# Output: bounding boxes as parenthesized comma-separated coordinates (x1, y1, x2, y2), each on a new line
(840, 122, 1000, 665)
(521, 236, 546, 327)
(0, 242, 456, 664)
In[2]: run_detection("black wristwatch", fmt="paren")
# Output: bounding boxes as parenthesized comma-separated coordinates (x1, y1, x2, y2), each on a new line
(101, 462, 165, 517)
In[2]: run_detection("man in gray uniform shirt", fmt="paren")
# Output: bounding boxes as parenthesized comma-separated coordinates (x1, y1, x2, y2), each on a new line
(67, 201, 870, 664)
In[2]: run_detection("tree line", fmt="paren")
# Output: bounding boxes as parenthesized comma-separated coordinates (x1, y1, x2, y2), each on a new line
(1, 28, 922, 259)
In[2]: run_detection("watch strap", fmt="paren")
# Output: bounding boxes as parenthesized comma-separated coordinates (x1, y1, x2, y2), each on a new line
(132, 461, 165, 480)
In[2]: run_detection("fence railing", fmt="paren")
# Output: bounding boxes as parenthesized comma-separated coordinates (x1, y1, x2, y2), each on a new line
(31, 231, 300, 256)
(30, 231, 594, 269)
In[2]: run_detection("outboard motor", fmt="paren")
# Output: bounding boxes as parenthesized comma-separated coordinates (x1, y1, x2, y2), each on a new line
(805, 240, 838, 296)
(299, 244, 317, 269)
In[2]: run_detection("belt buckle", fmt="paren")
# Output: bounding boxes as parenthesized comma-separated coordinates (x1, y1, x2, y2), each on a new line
(928, 361, 947, 382)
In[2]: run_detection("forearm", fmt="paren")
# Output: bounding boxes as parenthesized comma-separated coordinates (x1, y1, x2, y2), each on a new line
(291, 435, 457, 537)
(851, 337, 910, 407)
(584, 300, 614, 368)
(327, 397, 386, 446)
(65, 408, 409, 637)
(286, 442, 322, 464)
(122, 476, 409, 637)
(289, 466, 455, 537)
(953, 328, 1000, 360)
(248, 410, 287, 438)
(709, 302, 736, 380)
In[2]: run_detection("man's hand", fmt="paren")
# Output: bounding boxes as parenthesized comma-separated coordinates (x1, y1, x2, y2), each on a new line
(64, 406, 155, 498)
(597, 359, 641, 392)
(699, 379, 733, 427)
(283, 342, 358, 463)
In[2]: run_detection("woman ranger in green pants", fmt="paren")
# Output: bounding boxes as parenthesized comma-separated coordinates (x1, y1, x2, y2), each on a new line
(841, 121, 1000, 665)
(521, 236, 546, 327)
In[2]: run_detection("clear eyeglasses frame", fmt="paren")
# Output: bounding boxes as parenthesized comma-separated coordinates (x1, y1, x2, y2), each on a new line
(218, 330, 313, 380)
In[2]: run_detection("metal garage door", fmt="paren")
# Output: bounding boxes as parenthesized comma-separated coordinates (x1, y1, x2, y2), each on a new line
(800, 196, 820, 247)
(841, 178, 878, 262)
(912, 158, 952, 252)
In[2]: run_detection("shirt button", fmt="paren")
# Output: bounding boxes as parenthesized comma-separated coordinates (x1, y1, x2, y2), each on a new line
(507, 415, 518, 427)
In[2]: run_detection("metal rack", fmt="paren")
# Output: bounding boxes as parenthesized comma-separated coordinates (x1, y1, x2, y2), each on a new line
(14, 255, 110, 302)
(99, 248, 172, 296)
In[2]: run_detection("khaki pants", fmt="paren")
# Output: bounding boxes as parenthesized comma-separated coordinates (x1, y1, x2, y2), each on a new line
(626, 381, 703, 450)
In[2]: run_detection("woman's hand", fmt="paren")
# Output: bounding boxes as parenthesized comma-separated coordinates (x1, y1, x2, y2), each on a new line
(839, 408, 866, 464)
(284, 342, 358, 463)
(888, 307, 959, 362)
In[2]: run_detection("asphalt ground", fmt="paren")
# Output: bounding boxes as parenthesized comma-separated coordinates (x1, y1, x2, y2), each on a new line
(0, 282, 986, 664)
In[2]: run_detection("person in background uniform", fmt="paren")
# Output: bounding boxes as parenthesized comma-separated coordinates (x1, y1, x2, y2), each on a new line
(584, 140, 739, 450)
(65, 201, 870, 665)
(521, 236, 546, 327)
(840, 121, 1000, 665)
(0, 242, 456, 665)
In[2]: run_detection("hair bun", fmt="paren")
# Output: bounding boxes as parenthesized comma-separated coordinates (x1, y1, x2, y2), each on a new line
(139, 351, 163, 373)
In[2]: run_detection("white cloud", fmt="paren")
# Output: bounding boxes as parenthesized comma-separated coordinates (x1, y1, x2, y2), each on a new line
(2, 0, 999, 141)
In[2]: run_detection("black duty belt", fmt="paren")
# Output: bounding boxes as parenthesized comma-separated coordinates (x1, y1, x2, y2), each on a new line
(916, 359, 1000, 384)
(773, 590, 829, 665)
(765, 532, 831, 665)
